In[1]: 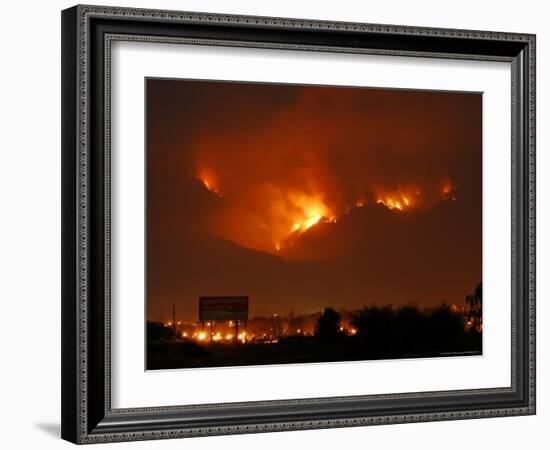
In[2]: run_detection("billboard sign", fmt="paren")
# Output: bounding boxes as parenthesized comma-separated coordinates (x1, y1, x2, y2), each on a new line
(199, 296, 249, 321)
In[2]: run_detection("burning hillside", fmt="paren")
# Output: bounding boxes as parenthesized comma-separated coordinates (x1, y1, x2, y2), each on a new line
(196, 170, 458, 255)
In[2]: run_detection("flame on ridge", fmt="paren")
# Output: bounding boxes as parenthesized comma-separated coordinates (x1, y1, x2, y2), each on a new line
(195, 171, 456, 252)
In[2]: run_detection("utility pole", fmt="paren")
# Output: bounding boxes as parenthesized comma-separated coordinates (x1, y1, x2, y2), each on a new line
(172, 304, 176, 339)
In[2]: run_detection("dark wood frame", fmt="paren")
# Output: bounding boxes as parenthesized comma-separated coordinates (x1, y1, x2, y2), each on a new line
(61, 4, 536, 444)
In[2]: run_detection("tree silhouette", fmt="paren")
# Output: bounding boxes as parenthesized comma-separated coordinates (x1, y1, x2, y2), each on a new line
(315, 307, 341, 344)
(351, 305, 395, 356)
(427, 304, 465, 352)
(147, 321, 174, 341)
(465, 282, 482, 331)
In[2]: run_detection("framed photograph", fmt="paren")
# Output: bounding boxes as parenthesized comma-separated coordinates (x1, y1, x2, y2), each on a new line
(61, 5, 536, 444)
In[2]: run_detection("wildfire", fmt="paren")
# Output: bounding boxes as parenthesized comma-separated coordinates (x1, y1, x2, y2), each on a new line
(197, 168, 222, 196)
(195, 168, 457, 254)
(289, 193, 330, 234)
(201, 178, 221, 196)
(376, 193, 412, 211)
(441, 181, 458, 201)
(291, 213, 322, 234)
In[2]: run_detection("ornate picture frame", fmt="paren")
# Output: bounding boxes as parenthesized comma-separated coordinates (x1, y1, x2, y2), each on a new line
(61, 5, 535, 444)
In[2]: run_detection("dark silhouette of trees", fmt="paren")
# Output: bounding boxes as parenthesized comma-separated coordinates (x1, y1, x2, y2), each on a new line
(315, 307, 342, 344)
(394, 305, 427, 355)
(351, 305, 394, 356)
(466, 282, 482, 331)
(350, 303, 480, 358)
(147, 321, 175, 341)
(426, 304, 466, 352)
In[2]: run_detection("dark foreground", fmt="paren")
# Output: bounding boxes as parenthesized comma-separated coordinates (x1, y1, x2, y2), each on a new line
(147, 333, 482, 370)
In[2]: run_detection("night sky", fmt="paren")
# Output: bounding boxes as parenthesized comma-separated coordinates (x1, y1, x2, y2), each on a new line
(146, 78, 482, 322)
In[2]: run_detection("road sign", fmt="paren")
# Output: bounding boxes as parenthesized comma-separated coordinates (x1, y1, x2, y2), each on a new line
(199, 296, 249, 321)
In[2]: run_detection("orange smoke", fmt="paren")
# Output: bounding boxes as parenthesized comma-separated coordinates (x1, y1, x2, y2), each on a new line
(185, 86, 475, 256)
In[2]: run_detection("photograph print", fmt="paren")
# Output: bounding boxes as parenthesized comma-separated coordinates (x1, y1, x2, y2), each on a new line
(146, 78, 483, 370)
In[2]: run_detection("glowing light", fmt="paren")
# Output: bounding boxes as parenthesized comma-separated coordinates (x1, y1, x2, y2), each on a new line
(377, 198, 404, 210)
(304, 213, 322, 229)
(349, 328, 357, 335)
(197, 168, 222, 196)
(225, 334, 233, 340)
(201, 178, 220, 195)
(376, 194, 409, 211)
(197, 332, 207, 341)
(212, 332, 222, 342)
(281, 192, 332, 245)
(182, 332, 188, 338)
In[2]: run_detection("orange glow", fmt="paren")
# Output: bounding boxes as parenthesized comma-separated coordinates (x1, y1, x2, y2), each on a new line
(441, 180, 458, 201)
(289, 193, 330, 233)
(377, 197, 406, 211)
(196, 166, 456, 253)
(197, 168, 222, 196)
(212, 332, 222, 342)
(197, 332, 207, 341)
(271, 192, 333, 251)
(374, 187, 421, 212)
